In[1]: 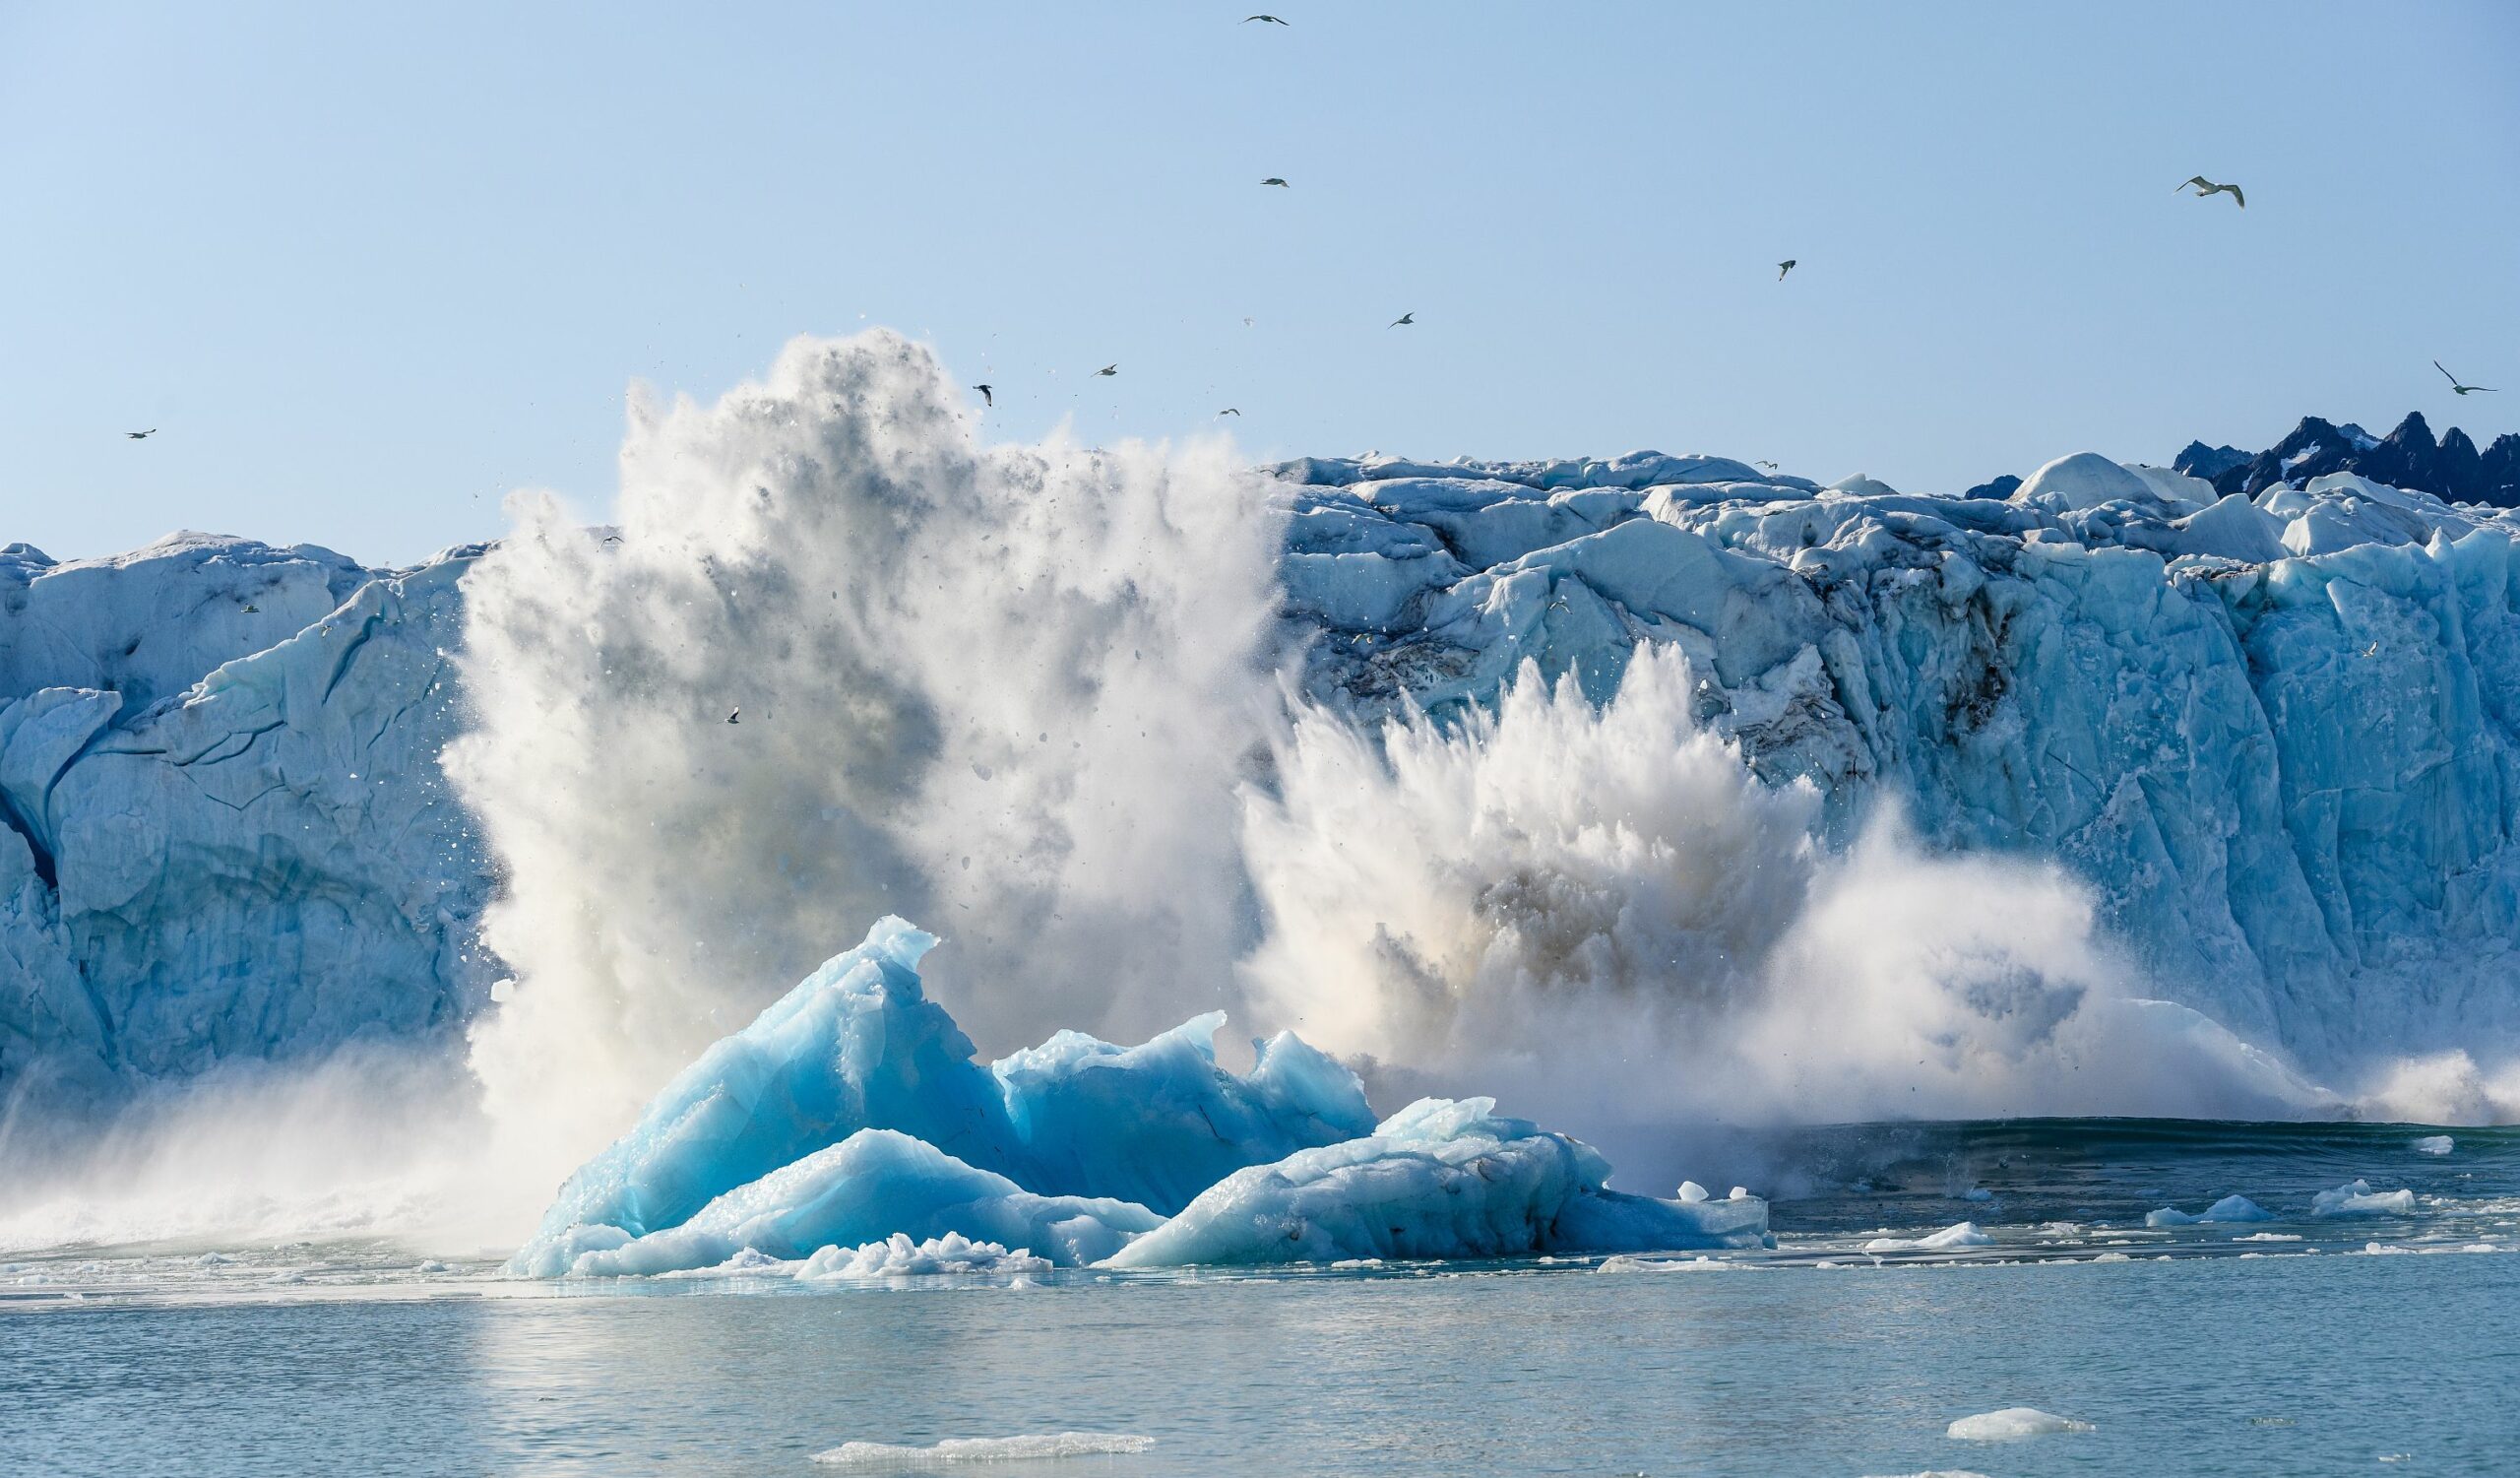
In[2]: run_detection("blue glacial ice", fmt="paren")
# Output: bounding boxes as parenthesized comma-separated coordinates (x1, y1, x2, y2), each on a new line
(1102, 1096, 1766, 1268)
(513, 919, 1763, 1275)
(521, 916, 1376, 1254)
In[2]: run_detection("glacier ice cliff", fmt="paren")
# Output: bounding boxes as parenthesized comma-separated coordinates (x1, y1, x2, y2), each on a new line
(0, 534, 490, 1133)
(1276, 453, 2520, 1080)
(8, 351, 2520, 1145)
(513, 919, 1764, 1275)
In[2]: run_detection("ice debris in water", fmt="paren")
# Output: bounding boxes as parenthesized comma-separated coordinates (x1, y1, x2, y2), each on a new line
(2309, 1180, 2418, 1217)
(2413, 1135, 2454, 1156)
(2144, 1193, 2274, 1227)
(809, 1433, 1155, 1468)
(1945, 1407, 2097, 1441)
(1863, 1221, 1991, 1253)
(514, 919, 1765, 1276)
(799, 1234, 1050, 1281)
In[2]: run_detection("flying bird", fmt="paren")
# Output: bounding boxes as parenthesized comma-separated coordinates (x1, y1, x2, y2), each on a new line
(2435, 360, 2497, 395)
(973, 382, 994, 406)
(126, 428, 157, 439)
(2175, 175, 2244, 208)
(725, 709, 741, 725)
(1242, 316, 1255, 327)
(1389, 312, 1415, 328)
(1756, 460, 1779, 471)
(601, 534, 623, 545)
(1095, 363, 1118, 376)
(1777, 260, 1796, 281)
(1262, 177, 1290, 188)
(1219, 408, 1241, 417)
(1244, 14, 1289, 24)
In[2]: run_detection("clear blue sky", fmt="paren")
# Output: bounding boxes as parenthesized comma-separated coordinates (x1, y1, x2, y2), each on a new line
(3, 1, 2513, 566)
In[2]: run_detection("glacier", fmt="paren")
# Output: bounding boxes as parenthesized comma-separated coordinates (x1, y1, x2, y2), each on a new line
(1276, 451, 2520, 1083)
(513, 918, 1764, 1275)
(7, 329, 2520, 1158)
(0, 533, 489, 1136)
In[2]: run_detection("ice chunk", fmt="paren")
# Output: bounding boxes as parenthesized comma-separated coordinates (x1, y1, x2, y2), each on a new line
(796, 1233, 1050, 1280)
(523, 919, 1017, 1249)
(1676, 1181, 1710, 1202)
(519, 1129, 1163, 1278)
(809, 1433, 1155, 1468)
(1945, 1407, 2096, 1440)
(2144, 1193, 2273, 1227)
(992, 1016, 1374, 1216)
(2310, 1179, 2417, 1217)
(515, 919, 1374, 1271)
(2413, 1135, 2454, 1156)
(1100, 1097, 1765, 1267)
(1862, 1221, 1991, 1253)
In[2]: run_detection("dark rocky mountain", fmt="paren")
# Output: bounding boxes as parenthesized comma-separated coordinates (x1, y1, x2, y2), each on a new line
(2172, 441, 2252, 482)
(2185, 413, 2520, 507)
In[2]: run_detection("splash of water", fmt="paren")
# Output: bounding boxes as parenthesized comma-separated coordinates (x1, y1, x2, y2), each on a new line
(1241, 645, 2337, 1135)
(446, 331, 1285, 1188)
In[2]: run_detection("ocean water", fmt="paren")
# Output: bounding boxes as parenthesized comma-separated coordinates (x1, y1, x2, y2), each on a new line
(4, 1121, 2513, 1477)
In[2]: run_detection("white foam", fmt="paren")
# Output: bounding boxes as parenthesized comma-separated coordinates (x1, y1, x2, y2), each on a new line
(1946, 1407, 2096, 1441)
(809, 1434, 1156, 1468)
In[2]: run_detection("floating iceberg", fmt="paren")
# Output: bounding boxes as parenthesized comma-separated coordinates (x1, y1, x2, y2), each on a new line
(1102, 1097, 1765, 1268)
(513, 920, 1762, 1276)
(2413, 1135, 2454, 1156)
(2309, 1179, 2418, 1217)
(1863, 1221, 1992, 1253)
(519, 916, 1375, 1260)
(1945, 1407, 2096, 1441)
(809, 1433, 1155, 1469)
(2144, 1193, 2274, 1227)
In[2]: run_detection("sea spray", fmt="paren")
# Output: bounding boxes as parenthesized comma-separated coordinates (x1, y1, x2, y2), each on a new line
(448, 330, 1285, 1192)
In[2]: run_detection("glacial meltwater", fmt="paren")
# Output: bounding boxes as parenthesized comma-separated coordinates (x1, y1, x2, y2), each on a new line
(6, 1120, 2513, 1477)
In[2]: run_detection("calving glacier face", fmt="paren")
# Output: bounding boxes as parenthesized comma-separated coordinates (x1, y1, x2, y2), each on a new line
(0, 534, 493, 1133)
(1276, 452, 2520, 1106)
(5, 327, 2518, 1165)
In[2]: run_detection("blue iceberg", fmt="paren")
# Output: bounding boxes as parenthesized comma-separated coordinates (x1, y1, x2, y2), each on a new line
(512, 919, 1765, 1275)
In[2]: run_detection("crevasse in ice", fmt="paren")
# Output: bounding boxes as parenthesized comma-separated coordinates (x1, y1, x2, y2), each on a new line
(511, 919, 1764, 1274)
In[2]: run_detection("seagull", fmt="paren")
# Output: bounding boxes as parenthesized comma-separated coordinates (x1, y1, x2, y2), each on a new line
(1388, 312, 1415, 328)
(2175, 175, 2244, 208)
(1262, 177, 1290, 188)
(1242, 316, 1254, 327)
(126, 428, 157, 439)
(1777, 260, 1796, 281)
(1756, 459, 1779, 471)
(725, 708, 741, 725)
(1095, 363, 1118, 376)
(2436, 360, 2497, 395)
(1243, 14, 1289, 24)
(1219, 408, 1241, 417)
(973, 382, 994, 406)
(601, 534, 623, 545)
